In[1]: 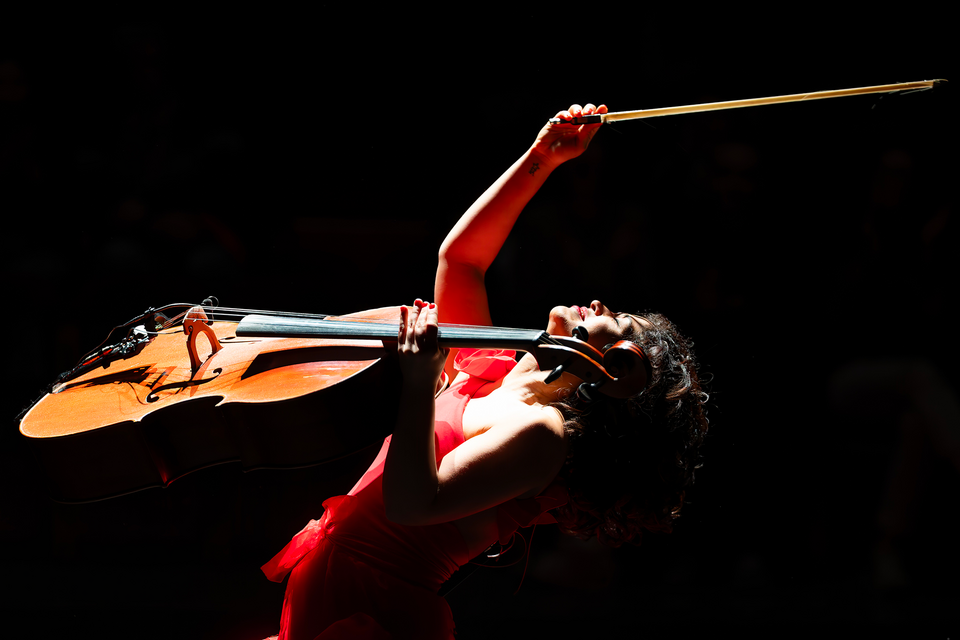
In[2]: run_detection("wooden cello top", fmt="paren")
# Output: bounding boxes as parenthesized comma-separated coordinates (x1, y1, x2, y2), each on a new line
(20, 306, 401, 439)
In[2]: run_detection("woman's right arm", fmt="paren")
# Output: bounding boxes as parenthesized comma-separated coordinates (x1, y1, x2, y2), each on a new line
(435, 103, 608, 377)
(384, 300, 566, 526)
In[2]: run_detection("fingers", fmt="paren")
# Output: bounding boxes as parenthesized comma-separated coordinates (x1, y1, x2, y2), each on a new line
(398, 300, 447, 386)
(554, 104, 585, 122)
(552, 102, 608, 123)
(421, 300, 439, 332)
(399, 299, 439, 351)
(415, 300, 438, 347)
(400, 300, 424, 347)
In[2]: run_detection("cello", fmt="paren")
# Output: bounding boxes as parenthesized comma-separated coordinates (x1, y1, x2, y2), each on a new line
(18, 300, 649, 503)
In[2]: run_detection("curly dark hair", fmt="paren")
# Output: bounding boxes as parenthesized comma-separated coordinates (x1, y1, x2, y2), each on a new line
(549, 312, 709, 547)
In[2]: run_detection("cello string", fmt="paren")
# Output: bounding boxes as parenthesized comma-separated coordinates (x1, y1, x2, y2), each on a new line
(147, 305, 561, 346)
(201, 307, 543, 333)
(222, 315, 559, 346)
(233, 317, 546, 337)
(201, 306, 330, 320)
(187, 302, 537, 330)
(145, 305, 563, 351)
(67, 305, 566, 381)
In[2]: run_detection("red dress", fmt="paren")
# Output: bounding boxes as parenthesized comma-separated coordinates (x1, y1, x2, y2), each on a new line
(261, 349, 568, 639)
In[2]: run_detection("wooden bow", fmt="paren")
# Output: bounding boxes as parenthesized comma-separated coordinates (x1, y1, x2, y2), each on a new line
(549, 80, 946, 125)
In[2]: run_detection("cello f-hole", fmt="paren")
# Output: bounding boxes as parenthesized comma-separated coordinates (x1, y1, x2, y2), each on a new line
(146, 368, 223, 403)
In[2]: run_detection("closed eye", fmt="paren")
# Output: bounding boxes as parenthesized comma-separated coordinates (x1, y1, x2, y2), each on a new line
(618, 313, 644, 336)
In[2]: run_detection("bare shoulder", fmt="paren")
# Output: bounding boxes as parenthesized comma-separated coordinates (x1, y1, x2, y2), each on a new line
(504, 406, 567, 499)
(461, 392, 566, 444)
(502, 404, 566, 444)
(525, 403, 567, 442)
(418, 398, 568, 524)
(462, 400, 567, 491)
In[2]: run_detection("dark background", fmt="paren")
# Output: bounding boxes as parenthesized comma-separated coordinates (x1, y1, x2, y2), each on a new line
(3, 9, 957, 638)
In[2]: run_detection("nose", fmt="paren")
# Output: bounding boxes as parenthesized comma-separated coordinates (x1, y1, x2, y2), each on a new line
(590, 300, 607, 316)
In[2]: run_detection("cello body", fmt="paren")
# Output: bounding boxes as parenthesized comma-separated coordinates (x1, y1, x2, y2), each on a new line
(19, 307, 403, 503)
(20, 302, 649, 503)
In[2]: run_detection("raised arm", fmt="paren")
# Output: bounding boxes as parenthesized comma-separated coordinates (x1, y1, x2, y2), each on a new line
(435, 103, 608, 377)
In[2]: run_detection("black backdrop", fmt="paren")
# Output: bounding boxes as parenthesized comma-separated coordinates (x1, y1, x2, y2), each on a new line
(3, 9, 957, 638)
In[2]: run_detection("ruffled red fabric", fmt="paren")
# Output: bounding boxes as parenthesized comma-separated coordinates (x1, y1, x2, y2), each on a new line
(261, 495, 354, 583)
(453, 347, 518, 381)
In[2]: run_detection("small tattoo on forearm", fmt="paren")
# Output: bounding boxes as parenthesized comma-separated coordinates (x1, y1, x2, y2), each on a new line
(529, 162, 540, 176)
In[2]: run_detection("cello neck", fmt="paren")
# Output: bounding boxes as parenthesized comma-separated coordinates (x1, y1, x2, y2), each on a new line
(234, 312, 651, 400)
(235, 314, 552, 353)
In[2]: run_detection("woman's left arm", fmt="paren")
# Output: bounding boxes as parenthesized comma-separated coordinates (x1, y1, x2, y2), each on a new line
(436, 103, 607, 382)
(382, 300, 565, 526)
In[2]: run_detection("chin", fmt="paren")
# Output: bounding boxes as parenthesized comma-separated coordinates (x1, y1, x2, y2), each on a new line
(547, 306, 574, 336)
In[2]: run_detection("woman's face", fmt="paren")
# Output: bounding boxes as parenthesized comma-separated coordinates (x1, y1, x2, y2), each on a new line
(547, 300, 650, 352)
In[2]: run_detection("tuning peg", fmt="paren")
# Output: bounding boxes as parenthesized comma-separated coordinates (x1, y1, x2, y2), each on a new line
(577, 381, 602, 403)
(572, 326, 589, 342)
(544, 364, 565, 384)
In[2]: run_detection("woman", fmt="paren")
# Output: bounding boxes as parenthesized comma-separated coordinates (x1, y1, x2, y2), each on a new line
(262, 103, 709, 639)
